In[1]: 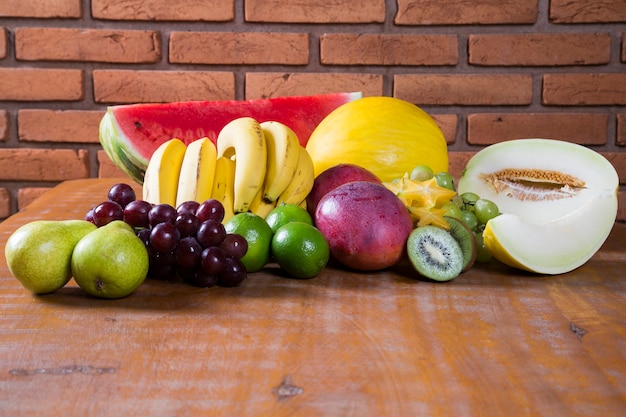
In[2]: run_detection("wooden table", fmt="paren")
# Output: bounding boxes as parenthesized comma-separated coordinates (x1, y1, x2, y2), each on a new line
(1, 179, 624, 416)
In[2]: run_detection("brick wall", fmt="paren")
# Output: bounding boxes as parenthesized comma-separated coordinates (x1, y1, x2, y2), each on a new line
(1, 0, 625, 221)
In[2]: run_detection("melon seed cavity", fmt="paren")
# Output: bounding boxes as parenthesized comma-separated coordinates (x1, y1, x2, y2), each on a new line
(481, 169, 586, 201)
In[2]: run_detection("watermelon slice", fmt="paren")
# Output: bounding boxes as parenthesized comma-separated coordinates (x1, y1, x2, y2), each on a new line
(100, 92, 363, 184)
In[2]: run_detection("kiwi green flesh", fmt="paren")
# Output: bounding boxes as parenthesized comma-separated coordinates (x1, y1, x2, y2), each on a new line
(407, 226, 464, 282)
(444, 216, 477, 272)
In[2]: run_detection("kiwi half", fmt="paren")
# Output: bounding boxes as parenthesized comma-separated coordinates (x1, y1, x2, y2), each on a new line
(406, 225, 464, 281)
(444, 216, 477, 272)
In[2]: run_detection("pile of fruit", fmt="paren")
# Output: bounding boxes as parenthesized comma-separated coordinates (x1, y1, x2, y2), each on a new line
(4, 93, 620, 300)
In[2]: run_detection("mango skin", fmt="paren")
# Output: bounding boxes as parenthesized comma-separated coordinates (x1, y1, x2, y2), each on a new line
(5, 220, 97, 294)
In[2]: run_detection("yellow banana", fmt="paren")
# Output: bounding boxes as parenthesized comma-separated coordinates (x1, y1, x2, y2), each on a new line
(143, 138, 187, 206)
(211, 156, 236, 222)
(276, 146, 315, 206)
(248, 189, 277, 219)
(216, 117, 267, 213)
(259, 121, 300, 203)
(175, 137, 217, 207)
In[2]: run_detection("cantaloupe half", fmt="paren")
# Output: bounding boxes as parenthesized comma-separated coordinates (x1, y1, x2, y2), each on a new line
(457, 139, 619, 275)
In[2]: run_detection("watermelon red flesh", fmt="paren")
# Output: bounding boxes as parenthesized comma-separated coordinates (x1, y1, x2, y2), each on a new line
(108, 92, 363, 163)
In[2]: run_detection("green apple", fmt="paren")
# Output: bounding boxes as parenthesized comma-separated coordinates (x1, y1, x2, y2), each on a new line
(4, 220, 97, 294)
(71, 220, 149, 299)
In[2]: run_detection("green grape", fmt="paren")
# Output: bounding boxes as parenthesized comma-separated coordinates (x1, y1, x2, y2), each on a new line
(474, 232, 493, 263)
(461, 210, 479, 231)
(460, 192, 480, 212)
(451, 194, 463, 208)
(435, 172, 456, 191)
(409, 165, 435, 181)
(474, 199, 500, 225)
(441, 202, 462, 219)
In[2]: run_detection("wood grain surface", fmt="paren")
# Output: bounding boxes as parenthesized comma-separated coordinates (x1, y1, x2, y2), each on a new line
(1, 179, 624, 416)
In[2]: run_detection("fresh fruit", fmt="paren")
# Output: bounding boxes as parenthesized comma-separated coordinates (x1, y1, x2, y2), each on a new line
(142, 138, 187, 206)
(259, 121, 301, 203)
(314, 181, 413, 271)
(210, 156, 236, 222)
(5, 220, 97, 294)
(265, 203, 313, 234)
(99, 92, 362, 183)
(108, 183, 136, 208)
(457, 138, 619, 274)
(271, 222, 330, 279)
(406, 225, 464, 282)
(216, 117, 267, 213)
(443, 216, 477, 272)
(71, 220, 149, 298)
(223, 212, 273, 273)
(275, 144, 315, 207)
(305, 163, 381, 218)
(409, 165, 435, 182)
(175, 137, 217, 208)
(306, 96, 448, 182)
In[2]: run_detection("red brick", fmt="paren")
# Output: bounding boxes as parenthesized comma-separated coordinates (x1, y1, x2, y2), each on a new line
(0, 188, 9, 219)
(170, 32, 309, 65)
(0, 68, 83, 101)
(431, 114, 458, 145)
(321, 34, 458, 66)
(395, 0, 537, 25)
(394, 74, 533, 106)
(17, 187, 52, 211)
(619, 191, 626, 222)
(604, 152, 626, 184)
(245, 0, 385, 23)
(0, 28, 6, 59)
(244, 72, 383, 99)
(543, 74, 626, 105)
(550, 0, 626, 23)
(0, 0, 81, 18)
(93, 70, 235, 103)
(469, 33, 611, 66)
(618, 114, 626, 146)
(467, 113, 609, 145)
(16, 28, 161, 63)
(448, 152, 475, 183)
(92, 0, 234, 21)
(0, 149, 89, 181)
(622, 33, 626, 62)
(18, 110, 104, 143)
(0, 110, 8, 141)
(98, 150, 129, 179)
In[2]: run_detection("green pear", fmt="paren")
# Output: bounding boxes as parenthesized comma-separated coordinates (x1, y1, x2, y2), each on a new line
(71, 220, 149, 299)
(4, 220, 97, 294)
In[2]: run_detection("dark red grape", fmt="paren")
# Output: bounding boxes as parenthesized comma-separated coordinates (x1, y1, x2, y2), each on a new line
(92, 201, 124, 227)
(124, 200, 153, 229)
(108, 183, 136, 208)
(136, 228, 151, 247)
(174, 212, 200, 238)
(193, 270, 220, 288)
(150, 222, 180, 253)
(175, 236, 202, 269)
(220, 233, 248, 259)
(149, 250, 177, 280)
(200, 246, 225, 275)
(85, 207, 95, 224)
(196, 199, 225, 223)
(218, 257, 247, 287)
(148, 203, 177, 227)
(196, 220, 226, 248)
(177, 200, 200, 216)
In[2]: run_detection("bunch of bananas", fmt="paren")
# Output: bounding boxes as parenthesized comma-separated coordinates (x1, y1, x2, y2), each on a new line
(142, 117, 315, 221)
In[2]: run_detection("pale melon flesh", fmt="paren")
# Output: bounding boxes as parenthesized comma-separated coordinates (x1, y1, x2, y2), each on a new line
(458, 138, 619, 275)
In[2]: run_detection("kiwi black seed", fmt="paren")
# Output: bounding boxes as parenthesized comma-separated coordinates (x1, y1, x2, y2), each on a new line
(443, 216, 477, 272)
(406, 225, 464, 282)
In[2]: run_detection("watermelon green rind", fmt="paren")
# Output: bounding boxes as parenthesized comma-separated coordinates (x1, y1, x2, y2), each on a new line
(100, 92, 362, 185)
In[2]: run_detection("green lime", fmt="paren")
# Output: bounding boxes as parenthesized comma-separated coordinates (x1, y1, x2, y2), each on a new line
(271, 222, 329, 279)
(224, 212, 273, 273)
(265, 203, 313, 233)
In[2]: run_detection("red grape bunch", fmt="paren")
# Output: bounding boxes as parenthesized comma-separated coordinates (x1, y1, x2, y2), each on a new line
(85, 183, 248, 288)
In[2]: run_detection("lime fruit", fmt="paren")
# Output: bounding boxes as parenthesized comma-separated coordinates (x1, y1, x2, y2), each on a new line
(224, 212, 273, 273)
(265, 203, 313, 233)
(271, 222, 329, 279)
